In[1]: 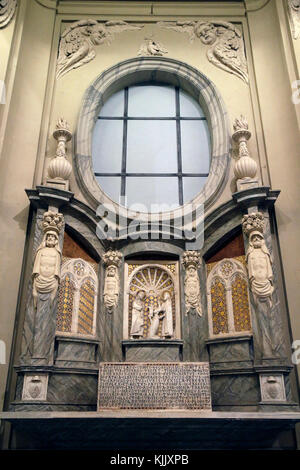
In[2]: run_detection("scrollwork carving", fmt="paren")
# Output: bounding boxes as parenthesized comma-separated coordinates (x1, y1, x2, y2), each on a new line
(57, 19, 143, 79)
(158, 20, 248, 83)
(0, 0, 17, 29)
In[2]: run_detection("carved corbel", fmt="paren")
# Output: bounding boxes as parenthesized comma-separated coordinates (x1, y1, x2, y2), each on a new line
(182, 251, 202, 316)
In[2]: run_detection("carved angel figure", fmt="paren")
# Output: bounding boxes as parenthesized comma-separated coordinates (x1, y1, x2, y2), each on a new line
(158, 20, 248, 83)
(57, 19, 143, 79)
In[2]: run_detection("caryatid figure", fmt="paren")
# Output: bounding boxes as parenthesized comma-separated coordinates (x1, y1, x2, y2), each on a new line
(103, 250, 122, 313)
(246, 230, 274, 307)
(32, 228, 62, 309)
(182, 251, 202, 316)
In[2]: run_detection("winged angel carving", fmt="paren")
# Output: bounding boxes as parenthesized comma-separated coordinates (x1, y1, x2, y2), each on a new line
(57, 19, 143, 79)
(0, 0, 17, 28)
(158, 20, 248, 84)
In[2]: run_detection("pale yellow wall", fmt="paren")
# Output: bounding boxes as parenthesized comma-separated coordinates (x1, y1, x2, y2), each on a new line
(0, 0, 56, 411)
(0, 15, 15, 84)
(0, 2, 300, 444)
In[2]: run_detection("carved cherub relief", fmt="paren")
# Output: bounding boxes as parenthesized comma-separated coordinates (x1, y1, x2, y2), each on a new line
(158, 20, 248, 83)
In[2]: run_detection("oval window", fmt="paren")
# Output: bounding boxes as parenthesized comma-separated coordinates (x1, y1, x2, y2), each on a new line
(92, 83, 210, 212)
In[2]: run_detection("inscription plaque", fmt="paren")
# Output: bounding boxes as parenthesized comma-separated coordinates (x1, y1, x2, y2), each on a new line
(98, 362, 211, 410)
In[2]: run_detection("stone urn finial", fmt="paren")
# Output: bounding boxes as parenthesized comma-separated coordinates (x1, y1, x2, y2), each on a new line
(47, 117, 72, 190)
(232, 115, 258, 190)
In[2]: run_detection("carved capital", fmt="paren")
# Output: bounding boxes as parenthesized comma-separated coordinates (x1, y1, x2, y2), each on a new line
(42, 210, 64, 235)
(103, 249, 122, 268)
(181, 250, 202, 270)
(242, 211, 264, 237)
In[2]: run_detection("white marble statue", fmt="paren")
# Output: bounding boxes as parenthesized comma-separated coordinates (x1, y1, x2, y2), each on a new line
(148, 291, 173, 339)
(32, 230, 62, 309)
(130, 290, 146, 339)
(184, 265, 202, 316)
(148, 305, 163, 339)
(103, 264, 120, 312)
(160, 291, 173, 338)
(246, 230, 274, 307)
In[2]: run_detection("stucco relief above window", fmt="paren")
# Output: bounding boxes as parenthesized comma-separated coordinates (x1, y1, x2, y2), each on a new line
(158, 20, 249, 83)
(56, 19, 143, 79)
(0, 0, 17, 28)
(56, 18, 248, 83)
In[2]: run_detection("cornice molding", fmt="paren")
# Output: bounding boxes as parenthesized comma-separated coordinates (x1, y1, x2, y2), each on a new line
(57, 1, 245, 17)
(244, 0, 271, 13)
(34, 0, 57, 10)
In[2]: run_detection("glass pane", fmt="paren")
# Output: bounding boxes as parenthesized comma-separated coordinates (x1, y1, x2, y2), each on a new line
(126, 177, 179, 211)
(127, 120, 177, 173)
(99, 89, 124, 117)
(128, 84, 176, 117)
(92, 120, 123, 173)
(183, 177, 207, 203)
(180, 90, 205, 118)
(181, 121, 210, 173)
(95, 176, 121, 202)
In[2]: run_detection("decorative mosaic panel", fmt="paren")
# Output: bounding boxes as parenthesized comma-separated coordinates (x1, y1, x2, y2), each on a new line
(78, 278, 95, 335)
(206, 255, 246, 275)
(232, 274, 251, 332)
(98, 362, 212, 410)
(211, 278, 228, 335)
(128, 265, 175, 338)
(56, 257, 98, 336)
(57, 274, 74, 332)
